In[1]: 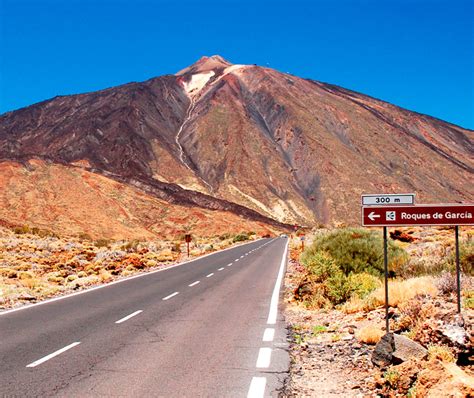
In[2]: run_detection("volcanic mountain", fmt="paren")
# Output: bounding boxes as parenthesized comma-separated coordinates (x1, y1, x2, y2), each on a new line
(0, 55, 472, 237)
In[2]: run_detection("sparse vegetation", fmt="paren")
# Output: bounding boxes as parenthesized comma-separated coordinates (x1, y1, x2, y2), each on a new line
(0, 225, 261, 309)
(427, 345, 455, 363)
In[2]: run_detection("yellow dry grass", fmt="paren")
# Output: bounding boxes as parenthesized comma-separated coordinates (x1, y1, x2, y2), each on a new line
(356, 325, 384, 344)
(342, 276, 438, 313)
(371, 276, 438, 308)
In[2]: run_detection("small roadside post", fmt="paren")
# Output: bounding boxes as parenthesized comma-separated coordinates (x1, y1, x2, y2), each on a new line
(362, 202, 474, 319)
(300, 235, 305, 251)
(185, 234, 192, 257)
(362, 194, 416, 332)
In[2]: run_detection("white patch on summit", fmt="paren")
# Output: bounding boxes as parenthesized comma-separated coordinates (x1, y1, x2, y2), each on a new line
(224, 64, 246, 75)
(183, 71, 215, 97)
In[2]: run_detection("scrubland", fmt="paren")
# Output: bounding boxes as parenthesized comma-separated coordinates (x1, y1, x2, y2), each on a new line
(0, 226, 259, 309)
(284, 226, 473, 397)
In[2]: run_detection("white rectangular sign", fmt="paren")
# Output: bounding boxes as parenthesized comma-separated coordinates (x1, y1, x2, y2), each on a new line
(362, 193, 415, 206)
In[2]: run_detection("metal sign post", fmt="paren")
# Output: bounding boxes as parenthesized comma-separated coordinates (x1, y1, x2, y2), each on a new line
(300, 235, 305, 251)
(185, 234, 192, 257)
(383, 227, 389, 332)
(455, 226, 461, 313)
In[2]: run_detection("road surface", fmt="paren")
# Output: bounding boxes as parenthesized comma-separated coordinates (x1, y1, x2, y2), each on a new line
(0, 237, 289, 397)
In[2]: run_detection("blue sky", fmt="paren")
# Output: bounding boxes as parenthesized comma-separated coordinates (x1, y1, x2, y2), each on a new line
(1, 0, 473, 129)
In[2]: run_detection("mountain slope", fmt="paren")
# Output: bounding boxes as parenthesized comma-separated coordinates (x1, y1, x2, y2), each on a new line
(0, 55, 472, 230)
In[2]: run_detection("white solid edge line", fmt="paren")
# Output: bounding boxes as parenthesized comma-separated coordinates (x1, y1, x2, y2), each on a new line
(262, 328, 275, 342)
(0, 239, 265, 316)
(266, 239, 288, 325)
(206, 273, 214, 278)
(26, 342, 81, 368)
(218, 267, 224, 271)
(115, 310, 142, 324)
(188, 281, 200, 287)
(247, 376, 266, 398)
(256, 347, 272, 368)
(162, 292, 179, 301)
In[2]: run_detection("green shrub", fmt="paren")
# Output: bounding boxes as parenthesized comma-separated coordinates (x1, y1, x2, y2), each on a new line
(233, 233, 249, 243)
(444, 241, 473, 276)
(326, 272, 352, 304)
(297, 228, 395, 307)
(13, 225, 31, 235)
(304, 228, 408, 277)
(348, 273, 382, 298)
(302, 252, 339, 281)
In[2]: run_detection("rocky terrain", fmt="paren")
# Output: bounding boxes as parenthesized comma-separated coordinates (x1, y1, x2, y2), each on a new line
(282, 229, 473, 397)
(1, 55, 472, 233)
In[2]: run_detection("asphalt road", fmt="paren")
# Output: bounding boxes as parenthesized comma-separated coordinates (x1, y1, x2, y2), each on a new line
(0, 237, 289, 397)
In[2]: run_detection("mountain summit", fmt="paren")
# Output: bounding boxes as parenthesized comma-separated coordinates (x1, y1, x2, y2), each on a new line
(0, 57, 472, 237)
(176, 55, 233, 75)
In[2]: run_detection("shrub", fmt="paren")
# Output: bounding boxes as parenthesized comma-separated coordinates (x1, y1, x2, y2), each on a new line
(312, 325, 328, 335)
(428, 345, 455, 363)
(121, 240, 140, 252)
(303, 252, 339, 281)
(326, 272, 353, 304)
(304, 228, 408, 277)
(444, 241, 474, 275)
(77, 232, 92, 241)
(94, 239, 111, 248)
(13, 225, 31, 235)
(464, 290, 474, 309)
(299, 233, 385, 307)
(219, 233, 231, 241)
(436, 271, 457, 295)
(356, 325, 384, 344)
(349, 273, 382, 298)
(367, 277, 438, 309)
(233, 233, 249, 243)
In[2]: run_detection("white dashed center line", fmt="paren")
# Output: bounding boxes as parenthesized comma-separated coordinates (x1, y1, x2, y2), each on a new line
(206, 273, 214, 278)
(188, 281, 200, 287)
(218, 267, 224, 271)
(115, 310, 143, 324)
(262, 328, 275, 342)
(162, 292, 179, 300)
(26, 342, 81, 368)
(235, 259, 239, 262)
(227, 263, 233, 267)
(247, 376, 266, 398)
(256, 347, 272, 368)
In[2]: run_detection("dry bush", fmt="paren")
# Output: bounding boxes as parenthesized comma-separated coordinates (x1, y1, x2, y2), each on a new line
(98, 270, 112, 282)
(396, 297, 436, 334)
(436, 271, 457, 295)
(340, 296, 366, 314)
(428, 345, 455, 363)
(356, 325, 384, 344)
(368, 277, 438, 309)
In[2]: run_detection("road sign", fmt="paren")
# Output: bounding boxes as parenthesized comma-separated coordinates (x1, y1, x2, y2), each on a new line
(300, 236, 306, 241)
(362, 193, 415, 206)
(362, 204, 474, 226)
